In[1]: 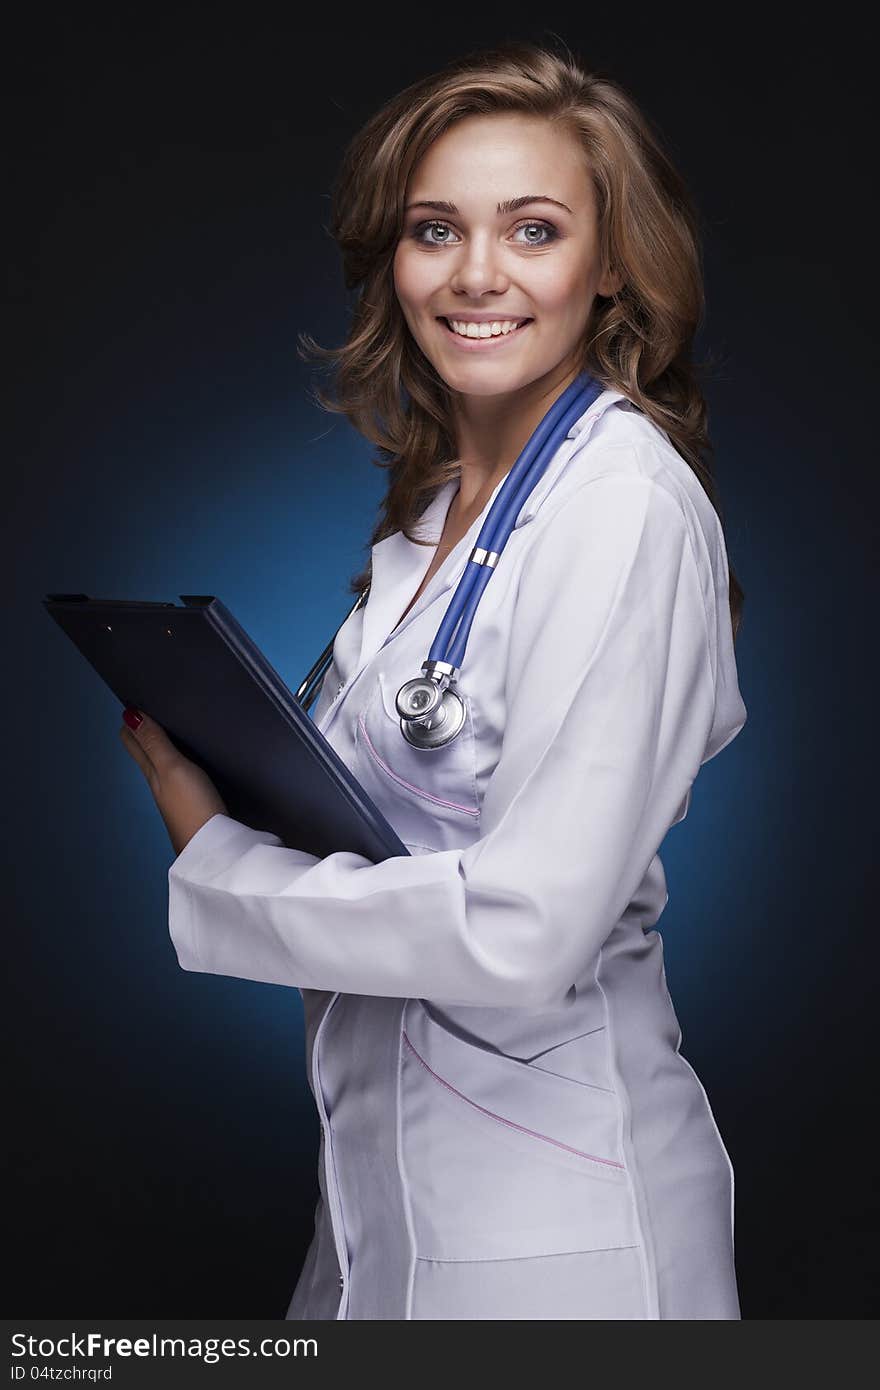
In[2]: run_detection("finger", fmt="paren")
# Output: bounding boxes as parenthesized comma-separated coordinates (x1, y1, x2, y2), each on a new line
(121, 707, 181, 777)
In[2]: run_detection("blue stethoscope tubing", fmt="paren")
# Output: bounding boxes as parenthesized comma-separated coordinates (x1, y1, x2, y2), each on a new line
(389, 369, 602, 749)
(294, 370, 604, 746)
(428, 370, 602, 673)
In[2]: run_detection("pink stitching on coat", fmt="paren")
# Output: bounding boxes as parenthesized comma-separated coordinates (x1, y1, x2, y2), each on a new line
(358, 712, 480, 816)
(401, 1030, 625, 1170)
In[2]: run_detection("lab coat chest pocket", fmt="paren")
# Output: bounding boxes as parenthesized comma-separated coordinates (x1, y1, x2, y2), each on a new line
(398, 1001, 639, 1262)
(353, 668, 481, 832)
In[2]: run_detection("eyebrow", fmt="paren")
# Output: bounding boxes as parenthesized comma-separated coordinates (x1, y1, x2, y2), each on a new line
(404, 195, 573, 217)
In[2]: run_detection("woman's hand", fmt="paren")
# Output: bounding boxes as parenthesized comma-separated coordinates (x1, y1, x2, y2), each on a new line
(119, 707, 229, 857)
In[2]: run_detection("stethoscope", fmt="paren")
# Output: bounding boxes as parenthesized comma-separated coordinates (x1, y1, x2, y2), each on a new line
(296, 370, 603, 749)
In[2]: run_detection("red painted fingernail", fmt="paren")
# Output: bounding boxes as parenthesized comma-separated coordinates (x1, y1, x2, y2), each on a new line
(123, 707, 143, 730)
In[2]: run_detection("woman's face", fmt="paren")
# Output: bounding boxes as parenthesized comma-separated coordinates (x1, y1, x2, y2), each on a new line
(393, 112, 618, 401)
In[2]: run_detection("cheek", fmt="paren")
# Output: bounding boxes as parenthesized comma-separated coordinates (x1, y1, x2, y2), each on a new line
(393, 244, 432, 308)
(528, 252, 594, 317)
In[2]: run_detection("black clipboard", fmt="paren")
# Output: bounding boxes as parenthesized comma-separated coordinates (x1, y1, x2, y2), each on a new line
(43, 592, 410, 863)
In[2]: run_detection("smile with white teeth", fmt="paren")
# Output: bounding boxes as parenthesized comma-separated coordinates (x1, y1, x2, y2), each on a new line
(444, 318, 529, 338)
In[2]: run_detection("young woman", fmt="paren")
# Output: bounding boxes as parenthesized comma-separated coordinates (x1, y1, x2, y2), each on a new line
(120, 40, 748, 1320)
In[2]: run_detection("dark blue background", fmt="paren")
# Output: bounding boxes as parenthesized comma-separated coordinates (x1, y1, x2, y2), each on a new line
(7, 13, 875, 1318)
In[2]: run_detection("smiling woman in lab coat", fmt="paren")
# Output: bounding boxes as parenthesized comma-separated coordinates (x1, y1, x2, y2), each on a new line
(120, 40, 749, 1320)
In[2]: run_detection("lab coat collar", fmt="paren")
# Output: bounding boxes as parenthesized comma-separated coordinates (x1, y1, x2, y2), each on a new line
(357, 387, 628, 666)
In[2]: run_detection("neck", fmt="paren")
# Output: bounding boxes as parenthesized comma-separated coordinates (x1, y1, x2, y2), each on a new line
(449, 362, 581, 509)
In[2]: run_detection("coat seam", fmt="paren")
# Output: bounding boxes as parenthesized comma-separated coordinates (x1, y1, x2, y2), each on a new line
(396, 1000, 418, 1320)
(594, 944, 659, 1320)
(414, 1244, 642, 1264)
(657, 959, 740, 1312)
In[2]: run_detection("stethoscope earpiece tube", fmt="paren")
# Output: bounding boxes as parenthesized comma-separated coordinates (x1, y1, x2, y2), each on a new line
(296, 584, 370, 713)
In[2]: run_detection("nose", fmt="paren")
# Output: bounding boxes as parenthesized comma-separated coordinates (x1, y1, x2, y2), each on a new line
(448, 230, 510, 297)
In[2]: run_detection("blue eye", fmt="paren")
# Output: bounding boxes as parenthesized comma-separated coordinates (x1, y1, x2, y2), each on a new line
(411, 219, 559, 248)
(513, 222, 558, 246)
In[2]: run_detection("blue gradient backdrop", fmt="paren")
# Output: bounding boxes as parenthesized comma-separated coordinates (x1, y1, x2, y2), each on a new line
(7, 15, 875, 1318)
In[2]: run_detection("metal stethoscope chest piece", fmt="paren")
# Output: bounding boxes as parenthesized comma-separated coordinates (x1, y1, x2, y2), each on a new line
(395, 660, 467, 750)
(297, 371, 605, 749)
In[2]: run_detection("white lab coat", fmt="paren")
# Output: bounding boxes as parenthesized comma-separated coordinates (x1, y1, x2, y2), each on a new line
(167, 387, 748, 1320)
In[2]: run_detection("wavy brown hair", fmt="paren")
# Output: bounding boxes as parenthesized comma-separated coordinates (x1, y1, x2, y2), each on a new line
(297, 37, 745, 641)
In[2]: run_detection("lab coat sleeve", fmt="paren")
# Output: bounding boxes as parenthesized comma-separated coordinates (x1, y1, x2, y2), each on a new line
(168, 474, 719, 1008)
